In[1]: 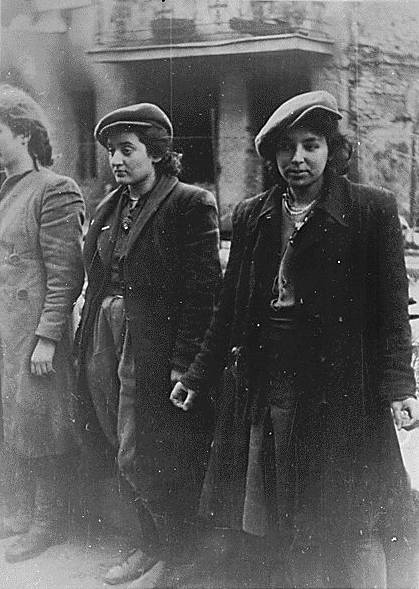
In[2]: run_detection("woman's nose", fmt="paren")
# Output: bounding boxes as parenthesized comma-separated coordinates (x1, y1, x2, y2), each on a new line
(111, 151, 123, 166)
(291, 144, 304, 163)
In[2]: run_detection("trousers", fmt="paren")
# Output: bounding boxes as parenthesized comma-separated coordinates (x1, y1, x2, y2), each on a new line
(86, 295, 191, 559)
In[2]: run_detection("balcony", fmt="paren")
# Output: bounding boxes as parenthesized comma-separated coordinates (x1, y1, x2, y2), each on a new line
(93, 0, 330, 48)
(151, 17, 197, 44)
(229, 1, 329, 39)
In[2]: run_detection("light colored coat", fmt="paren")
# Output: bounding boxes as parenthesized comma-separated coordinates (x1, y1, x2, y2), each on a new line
(0, 168, 84, 458)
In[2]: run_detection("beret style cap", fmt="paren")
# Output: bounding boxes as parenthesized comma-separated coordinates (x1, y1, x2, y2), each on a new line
(94, 102, 173, 146)
(255, 91, 342, 158)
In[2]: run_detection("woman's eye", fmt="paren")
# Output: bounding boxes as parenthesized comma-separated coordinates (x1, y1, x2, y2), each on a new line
(121, 149, 132, 156)
(278, 144, 293, 152)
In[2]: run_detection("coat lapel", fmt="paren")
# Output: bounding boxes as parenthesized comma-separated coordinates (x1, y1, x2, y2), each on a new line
(246, 186, 280, 238)
(289, 174, 352, 261)
(125, 175, 178, 256)
(84, 187, 124, 271)
(241, 187, 281, 320)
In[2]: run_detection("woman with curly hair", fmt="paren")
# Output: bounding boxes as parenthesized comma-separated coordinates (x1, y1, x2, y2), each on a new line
(0, 84, 85, 562)
(75, 103, 221, 587)
(171, 91, 419, 587)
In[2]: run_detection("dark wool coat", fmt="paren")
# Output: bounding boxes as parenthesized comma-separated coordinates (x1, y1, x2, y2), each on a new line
(75, 175, 221, 517)
(181, 173, 416, 541)
(0, 169, 85, 458)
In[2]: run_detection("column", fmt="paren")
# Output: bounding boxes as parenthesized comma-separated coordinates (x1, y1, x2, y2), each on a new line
(217, 64, 261, 233)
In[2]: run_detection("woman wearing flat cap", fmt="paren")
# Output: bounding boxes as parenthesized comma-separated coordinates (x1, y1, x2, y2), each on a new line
(171, 90, 419, 587)
(75, 103, 221, 587)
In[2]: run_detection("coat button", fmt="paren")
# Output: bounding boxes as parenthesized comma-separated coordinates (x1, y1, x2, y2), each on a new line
(17, 289, 28, 300)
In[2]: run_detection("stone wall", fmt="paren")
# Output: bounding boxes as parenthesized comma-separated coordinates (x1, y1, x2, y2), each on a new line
(318, 1, 419, 220)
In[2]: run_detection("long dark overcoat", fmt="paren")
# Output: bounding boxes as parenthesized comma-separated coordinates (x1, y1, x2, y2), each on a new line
(182, 172, 416, 541)
(0, 169, 85, 458)
(75, 174, 221, 516)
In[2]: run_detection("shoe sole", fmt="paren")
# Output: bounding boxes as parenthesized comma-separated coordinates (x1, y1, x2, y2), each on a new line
(126, 560, 165, 589)
(104, 557, 159, 585)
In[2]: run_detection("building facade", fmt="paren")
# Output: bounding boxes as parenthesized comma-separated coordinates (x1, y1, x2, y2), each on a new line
(2, 0, 419, 231)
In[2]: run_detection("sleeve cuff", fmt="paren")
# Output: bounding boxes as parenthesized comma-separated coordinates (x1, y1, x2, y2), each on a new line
(35, 324, 63, 342)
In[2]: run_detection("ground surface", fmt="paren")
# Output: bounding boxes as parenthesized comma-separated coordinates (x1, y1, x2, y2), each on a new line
(0, 532, 132, 589)
(0, 530, 269, 589)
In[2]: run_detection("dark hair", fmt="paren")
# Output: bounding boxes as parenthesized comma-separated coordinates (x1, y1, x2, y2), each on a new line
(0, 84, 53, 168)
(264, 112, 352, 181)
(135, 130, 182, 177)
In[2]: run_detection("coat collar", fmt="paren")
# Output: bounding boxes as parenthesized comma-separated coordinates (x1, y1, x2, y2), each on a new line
(85, 175, 179, 269)
(243, 173, 353, 267)
(251, 172, 351, 232)
(125, 174, 178, 255)
(316, 173, 351, 228)
(83, 186, 124, 268)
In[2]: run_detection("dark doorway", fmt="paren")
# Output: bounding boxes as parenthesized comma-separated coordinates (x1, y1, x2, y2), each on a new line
(170, 60, 218, 190)
(247, 54, 310, 189)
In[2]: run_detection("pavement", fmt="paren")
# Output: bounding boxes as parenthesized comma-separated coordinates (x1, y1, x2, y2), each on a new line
(0, 531, 132, 589)
(0, 528, 270, 589)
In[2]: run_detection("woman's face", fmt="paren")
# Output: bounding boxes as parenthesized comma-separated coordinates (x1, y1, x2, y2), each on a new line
(0, 121, 29, 172)
(107, 130, 160, 189)
(275, 126, 329, 190)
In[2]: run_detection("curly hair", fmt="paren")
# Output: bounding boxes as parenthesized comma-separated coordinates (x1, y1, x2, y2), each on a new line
(0, 84, 53, 169)
(133, 129, 182, 177)
(263, 113, 353, 182)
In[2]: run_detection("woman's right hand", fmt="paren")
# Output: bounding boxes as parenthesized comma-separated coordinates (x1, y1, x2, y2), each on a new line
(30, 337, 56, 376)
(170, 381, 197, 412)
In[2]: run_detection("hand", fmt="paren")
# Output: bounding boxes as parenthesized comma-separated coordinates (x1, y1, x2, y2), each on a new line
(170, 381, 197, 412)
(391, 397, 419, 431)
(30, 337, 56, 377)
(170, 368, 184, 385)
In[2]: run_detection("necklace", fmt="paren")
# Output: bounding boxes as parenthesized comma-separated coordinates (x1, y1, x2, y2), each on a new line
(283, 188, 317, 216)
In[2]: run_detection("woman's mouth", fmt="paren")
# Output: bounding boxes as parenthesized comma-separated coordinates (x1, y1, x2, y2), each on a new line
(288, 170, 309, 177)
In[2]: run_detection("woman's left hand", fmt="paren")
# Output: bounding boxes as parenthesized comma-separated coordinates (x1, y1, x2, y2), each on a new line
(391, 397, 419, 431)
(170, 381, 197, 412)
(30, 337, 56, 376)
(170, 369, 184, 384)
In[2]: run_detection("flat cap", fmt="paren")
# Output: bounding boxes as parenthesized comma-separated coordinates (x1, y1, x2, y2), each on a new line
(94, 102, 173, 146)
(255, 91, 342, 159)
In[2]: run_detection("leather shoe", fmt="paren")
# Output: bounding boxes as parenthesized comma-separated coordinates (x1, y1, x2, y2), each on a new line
(127, 560, 166, 589)
(5, 526, 64, 563)
(104, 548, 159, 585)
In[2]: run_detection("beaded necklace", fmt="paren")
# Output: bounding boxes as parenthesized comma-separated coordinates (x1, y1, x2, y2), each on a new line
(283, 187, 318, 214)
(282, 187, 318, 230)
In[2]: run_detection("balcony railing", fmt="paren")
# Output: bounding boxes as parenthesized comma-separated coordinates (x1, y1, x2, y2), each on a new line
(94, 0, 329, 47)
